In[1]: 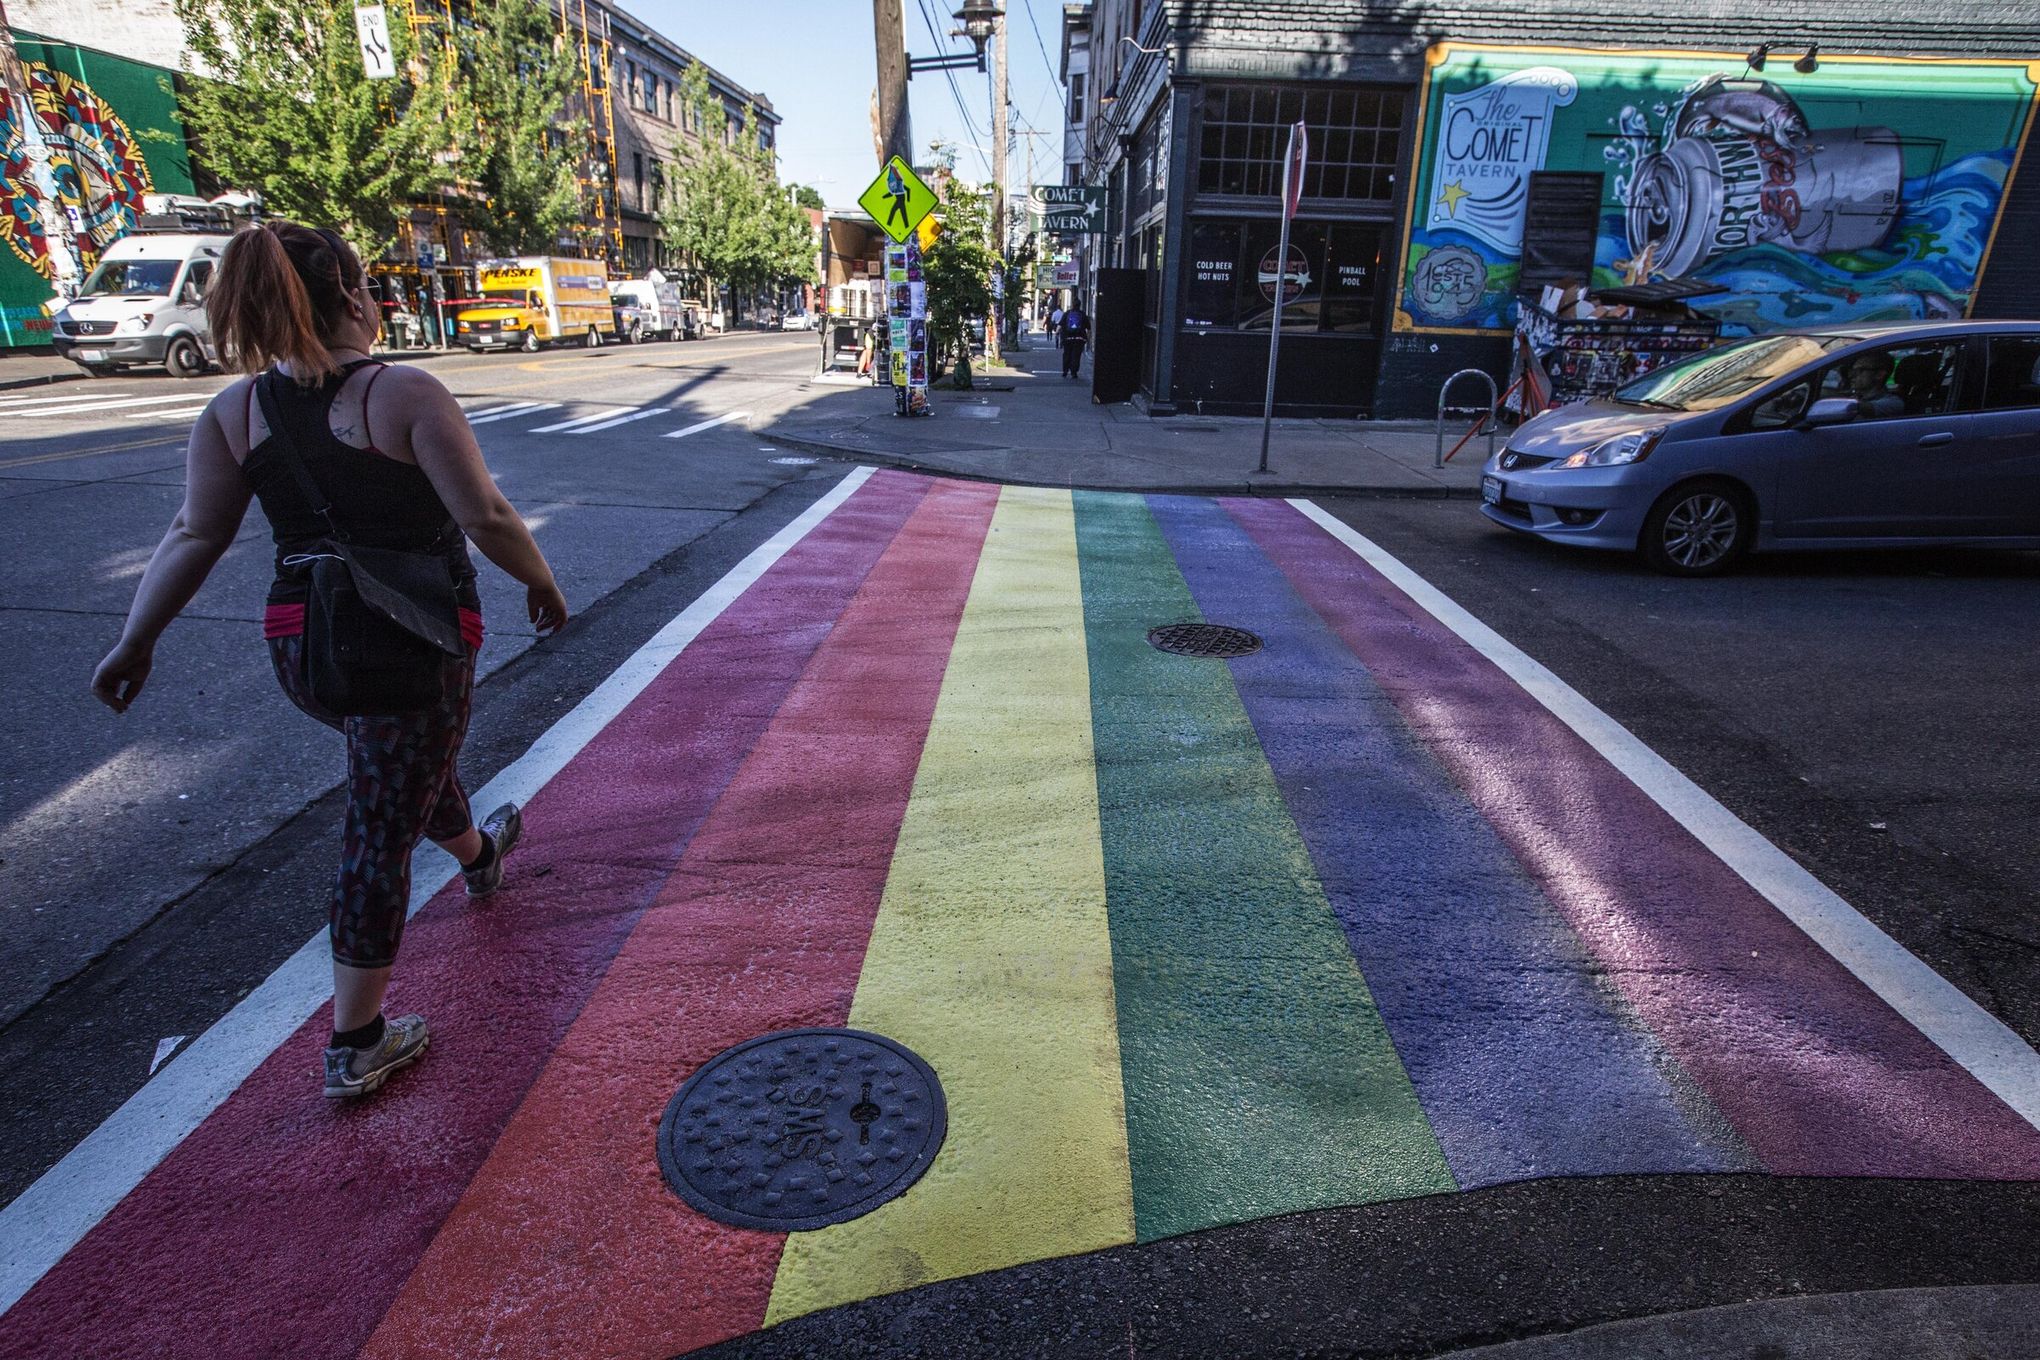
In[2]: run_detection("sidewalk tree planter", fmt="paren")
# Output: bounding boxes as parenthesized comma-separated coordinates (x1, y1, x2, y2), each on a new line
(922, 174, 997, 395)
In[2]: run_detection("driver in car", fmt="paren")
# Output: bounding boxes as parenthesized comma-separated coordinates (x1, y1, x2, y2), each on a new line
(1844, 353, 1907, 418)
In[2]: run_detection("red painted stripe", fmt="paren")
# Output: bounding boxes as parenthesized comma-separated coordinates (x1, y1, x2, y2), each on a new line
(1228, 497, 2040, 1179)
(0, 473, 934, 1360)
(261, 602, 304, 638)
(357, 478, 1000, 1358)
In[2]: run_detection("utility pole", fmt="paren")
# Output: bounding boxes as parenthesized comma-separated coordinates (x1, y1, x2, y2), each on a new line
(872, 0, 912, 167)
(989, 2, 1009, 348)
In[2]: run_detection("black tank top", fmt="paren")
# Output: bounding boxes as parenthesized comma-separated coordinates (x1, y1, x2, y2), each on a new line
(242, 360, 479, 608)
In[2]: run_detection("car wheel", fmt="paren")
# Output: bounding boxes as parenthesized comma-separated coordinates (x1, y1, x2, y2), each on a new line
(520, 329, 540, 353)
(1640, 479, 1752, 577)
(165, 335, 206, 378)
(583, 326, 600, 349)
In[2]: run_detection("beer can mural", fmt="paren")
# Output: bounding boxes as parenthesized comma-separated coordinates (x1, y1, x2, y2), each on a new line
(1395, 44, 2040, 335)
(0, 35, 197, 348)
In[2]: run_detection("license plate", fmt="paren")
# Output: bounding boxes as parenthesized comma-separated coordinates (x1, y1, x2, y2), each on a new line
(1482, 475, 1503, 505)
(78, 349, 108, 362)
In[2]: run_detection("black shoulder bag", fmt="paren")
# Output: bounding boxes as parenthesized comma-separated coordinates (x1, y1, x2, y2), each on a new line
(255, 373, 467, 716)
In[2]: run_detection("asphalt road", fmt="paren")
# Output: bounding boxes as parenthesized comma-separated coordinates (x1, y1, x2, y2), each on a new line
(0, 330, 842, 1033)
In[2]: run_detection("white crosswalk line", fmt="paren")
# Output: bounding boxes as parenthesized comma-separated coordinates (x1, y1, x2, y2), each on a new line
(566, 408, 662, 434)
(529, 406, 635, 433)
(124, 407, 210, 421)
(463, 401, 557, 425)
(0, 390, 137, 408)
(6, 393, 218, 418)
(662, 410, 751, 439)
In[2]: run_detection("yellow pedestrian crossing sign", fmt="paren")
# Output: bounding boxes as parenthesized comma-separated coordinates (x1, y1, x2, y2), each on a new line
(859, 156, 938, 244)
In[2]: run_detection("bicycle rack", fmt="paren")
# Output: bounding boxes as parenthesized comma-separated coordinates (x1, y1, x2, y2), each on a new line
(1436, 368, 1499, 468)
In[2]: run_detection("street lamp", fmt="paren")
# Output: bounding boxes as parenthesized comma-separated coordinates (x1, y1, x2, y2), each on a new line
(908, 1, 1002, 78)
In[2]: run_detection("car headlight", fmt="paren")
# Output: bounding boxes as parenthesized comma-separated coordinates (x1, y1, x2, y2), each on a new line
(1560, 428, 1662, 468)
(118, 314, 154, 334)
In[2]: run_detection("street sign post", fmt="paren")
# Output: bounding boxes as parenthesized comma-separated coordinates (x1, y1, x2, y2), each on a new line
(858, 156, 938, 244)
(1258, 120, 1307, 476)
(353, 5, 396, 80)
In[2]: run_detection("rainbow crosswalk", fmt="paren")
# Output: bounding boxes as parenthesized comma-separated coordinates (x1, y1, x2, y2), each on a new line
(3, 469, 2036, 1359)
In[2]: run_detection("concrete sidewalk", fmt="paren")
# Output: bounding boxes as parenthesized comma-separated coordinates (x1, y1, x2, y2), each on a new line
(763, 339, 1495, 497)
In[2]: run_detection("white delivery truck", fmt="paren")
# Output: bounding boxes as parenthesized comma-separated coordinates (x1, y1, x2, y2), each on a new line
(609, 277, 690, 342)
(454, 257, 615, 351)
(48, 200, 234, 378)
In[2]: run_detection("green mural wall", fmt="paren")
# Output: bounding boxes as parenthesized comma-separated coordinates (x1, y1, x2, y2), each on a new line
(1395, 44, 2040, 336)
(1, 34, 196, 347)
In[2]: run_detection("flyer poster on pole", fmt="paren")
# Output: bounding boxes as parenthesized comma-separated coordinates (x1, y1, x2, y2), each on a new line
(899, 235, 929, 416)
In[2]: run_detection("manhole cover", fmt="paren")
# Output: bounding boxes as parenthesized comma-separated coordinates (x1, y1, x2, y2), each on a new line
(657, 1027, 946, 1231)
(1147, 622, 1262, 659)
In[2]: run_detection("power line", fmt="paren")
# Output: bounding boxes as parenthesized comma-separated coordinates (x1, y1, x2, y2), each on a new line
(1019, 0, 1061, 91)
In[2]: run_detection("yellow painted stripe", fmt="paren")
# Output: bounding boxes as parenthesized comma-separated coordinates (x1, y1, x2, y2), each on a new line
(765, 485, 1134, 1324)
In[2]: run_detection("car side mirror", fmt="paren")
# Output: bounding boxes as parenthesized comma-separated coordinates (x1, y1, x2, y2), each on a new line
(1800, 397, 1860, 428)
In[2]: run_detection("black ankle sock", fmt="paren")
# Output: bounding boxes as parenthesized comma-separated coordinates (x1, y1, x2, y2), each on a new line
(461, 831, 496, 874)
(332, 1014, 386, 1051)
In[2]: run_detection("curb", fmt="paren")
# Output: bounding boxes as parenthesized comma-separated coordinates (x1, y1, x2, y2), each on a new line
(756, 428, 1481, 500)
(0, 371, 87, 394)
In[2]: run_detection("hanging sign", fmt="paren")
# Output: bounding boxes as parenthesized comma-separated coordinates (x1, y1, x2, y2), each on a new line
(354, 6, 397, 80)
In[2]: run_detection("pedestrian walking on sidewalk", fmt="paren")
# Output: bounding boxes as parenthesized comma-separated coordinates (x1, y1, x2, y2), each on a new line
(1047, 302, 1063, 336)
(90, 221, 570, 1100)
(1059, 301, 1089, 380)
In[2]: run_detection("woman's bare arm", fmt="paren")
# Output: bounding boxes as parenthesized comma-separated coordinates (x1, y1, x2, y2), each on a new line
(382, 367, 567, 634)
(90, 389, 255, 712)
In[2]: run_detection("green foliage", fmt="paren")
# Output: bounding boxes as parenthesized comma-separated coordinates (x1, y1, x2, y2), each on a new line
(922, 176, 997, 383)
(659, 66, 812, 304)
(450, 0, 584, 256)
(172, 0, 454, 261)
(791, 184, 825, 211)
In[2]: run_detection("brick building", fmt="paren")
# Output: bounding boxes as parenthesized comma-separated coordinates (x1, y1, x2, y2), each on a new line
(1065, 1, 2040, 417)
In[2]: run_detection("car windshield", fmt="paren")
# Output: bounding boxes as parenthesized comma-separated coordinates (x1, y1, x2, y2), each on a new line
(1612, 334, 1856, 412)
(79, 259, 180, 297)
(479, 289, 528, 303)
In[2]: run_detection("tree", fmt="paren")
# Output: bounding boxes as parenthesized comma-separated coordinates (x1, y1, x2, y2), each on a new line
(659, 65, 813, 318)
(791, 184, 825, 212)
(450, 0, 584, 256)
(921, 175, 997, 388)
(173, 0, 454, 262)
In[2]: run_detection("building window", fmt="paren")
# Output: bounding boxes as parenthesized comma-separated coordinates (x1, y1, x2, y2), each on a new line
(1069, 72, 1085, 125)
(625, 58, 637, 99)
(633, 152, 644, 210)
(1181, 219, 1383, 333)
(652, 163, 665, 208)
(664, 79, 674, 121)
(1198, 85, 1402, 201)
(643, 70, 658, 113)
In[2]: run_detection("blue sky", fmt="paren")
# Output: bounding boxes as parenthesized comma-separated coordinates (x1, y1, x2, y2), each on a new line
(624, 0, 1070, 209)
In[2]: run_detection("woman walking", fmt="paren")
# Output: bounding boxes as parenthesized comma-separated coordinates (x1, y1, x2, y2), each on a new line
(91, 222, 568, 1098)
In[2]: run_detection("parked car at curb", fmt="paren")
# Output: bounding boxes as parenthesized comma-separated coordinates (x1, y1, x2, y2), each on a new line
(1481, 321, 2040, 575)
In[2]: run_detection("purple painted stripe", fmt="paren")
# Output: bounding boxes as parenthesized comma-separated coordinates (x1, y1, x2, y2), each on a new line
(0, 471, 935, 1360)
(1150, 495, 1745, 1186)
(1227, 497, 2040, 1180)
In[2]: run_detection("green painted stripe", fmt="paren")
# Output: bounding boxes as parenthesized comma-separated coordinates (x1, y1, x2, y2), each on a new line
(1074, 491, 1455, 1241)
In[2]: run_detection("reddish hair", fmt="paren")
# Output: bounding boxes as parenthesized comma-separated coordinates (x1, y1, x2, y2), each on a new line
(207, 222, 368, 384)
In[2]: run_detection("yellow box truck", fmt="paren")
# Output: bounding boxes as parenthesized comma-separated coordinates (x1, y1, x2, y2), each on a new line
(455, 257, 615, 352)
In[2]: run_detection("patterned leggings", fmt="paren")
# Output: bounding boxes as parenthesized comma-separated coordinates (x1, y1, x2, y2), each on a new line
(268, 633, 477, 969)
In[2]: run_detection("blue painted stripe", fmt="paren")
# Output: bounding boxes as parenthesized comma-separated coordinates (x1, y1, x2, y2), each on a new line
(1148, 495, 1750, 1186)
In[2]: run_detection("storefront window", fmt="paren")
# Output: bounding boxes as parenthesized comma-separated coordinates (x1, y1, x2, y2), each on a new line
(1181, 220, 1384, 335)
(1199, 85, 1401, 201)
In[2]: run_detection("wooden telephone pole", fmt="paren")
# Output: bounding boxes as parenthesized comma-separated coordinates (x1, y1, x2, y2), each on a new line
(872, 0, 912, 167)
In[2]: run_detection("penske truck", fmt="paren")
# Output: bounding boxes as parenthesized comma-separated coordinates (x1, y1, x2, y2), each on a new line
(454, 257, 615, 352)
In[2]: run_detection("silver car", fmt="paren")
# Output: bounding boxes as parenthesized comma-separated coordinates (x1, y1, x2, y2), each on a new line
(1481, 321, 2040, 575)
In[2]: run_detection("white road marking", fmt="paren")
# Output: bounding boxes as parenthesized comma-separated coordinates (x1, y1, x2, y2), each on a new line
(528, 406, 634, 433)
(1291, 497, 2040, 1133)
(0, 390, 134, 407)
(463, 401, 559, 426)
(566, 408, 662, 434)
(662, 410, 751, 439)
(5, 394, 221, 419)
(0, 465, 879, 1313)
(124, 407, 208, 421)
(148, 1038, 187, 1076)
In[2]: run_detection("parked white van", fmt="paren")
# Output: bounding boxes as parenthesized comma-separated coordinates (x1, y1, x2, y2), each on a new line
(610, 277, 689, 342)
(49, 201, 234, 378)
